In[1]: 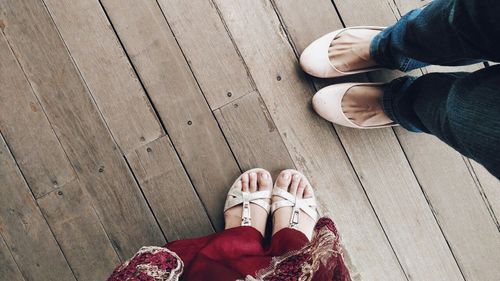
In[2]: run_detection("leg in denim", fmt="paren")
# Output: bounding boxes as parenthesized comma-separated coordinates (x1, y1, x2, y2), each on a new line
(372, 0, 500, 177)
(383, 66, 500, 178)
(371, 0, 500, 71)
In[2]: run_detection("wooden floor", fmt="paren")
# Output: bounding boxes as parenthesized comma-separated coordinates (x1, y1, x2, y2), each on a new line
(1, 0, 499, 280)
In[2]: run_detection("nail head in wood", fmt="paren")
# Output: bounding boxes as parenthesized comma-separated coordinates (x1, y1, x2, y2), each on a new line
(276, 75, 282, 81)
(187, 120, 192, 125)
(227, 92, 232, 97)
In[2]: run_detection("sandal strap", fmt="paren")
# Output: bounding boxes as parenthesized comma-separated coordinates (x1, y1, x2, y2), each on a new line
(224, 190, 272, 213)
(272, 187, 297, 203)
(271, 187, 318, 221)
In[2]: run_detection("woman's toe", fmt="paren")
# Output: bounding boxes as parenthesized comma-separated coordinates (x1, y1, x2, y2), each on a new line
(276, 170, 292, 189)
(258, 172, 272, 191)
(303, 183, 314, 199)
(241, 173, 249, 192)
(296, 178, 307, 198)
(249, 172, 258, 192)
(289, 173, 301, 195)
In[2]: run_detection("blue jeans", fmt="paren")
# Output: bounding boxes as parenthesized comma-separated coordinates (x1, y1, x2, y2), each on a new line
(370, 0, 500, 178)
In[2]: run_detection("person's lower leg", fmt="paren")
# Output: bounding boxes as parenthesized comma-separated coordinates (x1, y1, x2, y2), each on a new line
(383, 67, 500, 177)
(372, 0, 500, 71)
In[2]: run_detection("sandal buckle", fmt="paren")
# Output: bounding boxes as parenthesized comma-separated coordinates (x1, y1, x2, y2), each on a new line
(290, 209, 300, 228)
(241, 201, 251, 226)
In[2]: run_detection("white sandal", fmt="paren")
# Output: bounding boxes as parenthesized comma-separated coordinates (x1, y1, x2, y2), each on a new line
(300, 26, 385, 78)
(313, 83, 397, 129)
(271, 170, 318, 230)
(224, 168, 272, 226)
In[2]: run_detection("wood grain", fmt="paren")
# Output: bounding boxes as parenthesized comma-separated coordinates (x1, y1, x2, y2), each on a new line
(1, 29, 121, 280)
(214, 91, 295, 178)
(396, 130, 500, 280)
(37, 181, 121, 281)
(0, 234, 25, 281)
(393, 0, 432, 15)
(42, 0, 163, 154)
(0, 0, 166, 258)
(157, 0, 255, 109)
(43, 0, 215, 241)
(0, 33, 75, 198)
(0, 134, 76, 281)
(470, 160, 500, 229)
(100, 0, 241, 230)
(126, 136, 214, 241)
(213, 1, 406, 279)
(274, 0, 465, 279)
(332, 0, 400, 26)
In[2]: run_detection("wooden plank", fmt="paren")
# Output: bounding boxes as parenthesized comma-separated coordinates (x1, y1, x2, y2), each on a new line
(214, 91, 294, 178)
(42, 0, 163, 153)
(126, 136, 214, 241)
(213, 1, 407, 279)
(423, 64, 485, 74)
(273, 1, 464, 280)
(470, 160, 500, 229)
(0, 234, 25, 281)
(272, 0, 343, 52)
(395, 130, 500, 280)
(393, 0, 431, 16)
(1, 30, 121, 280)
(157, 0, 255, 109)
(0, 134, 76, 281)
(43, 0, 214, 240)
(336, 129, 466, 280)
(37, 181, 121, 281)
(100, 0, 241, 230)
(0, 33, 75, 198)
(332, 0, 400, 26)
(0, 0, 166, 258)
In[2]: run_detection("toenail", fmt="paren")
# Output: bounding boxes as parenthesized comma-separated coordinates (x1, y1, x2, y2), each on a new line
(262, 173, 268, 179)
(283, 172, 290, 179)
(293, 174, 300, 180)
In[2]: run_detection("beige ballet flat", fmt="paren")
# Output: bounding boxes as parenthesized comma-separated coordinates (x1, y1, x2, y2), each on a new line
(300, 26, 385, 78)
(312, 83, 397, 129)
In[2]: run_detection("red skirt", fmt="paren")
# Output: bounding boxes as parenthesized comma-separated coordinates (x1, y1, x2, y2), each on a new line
(108, 217, 351, 281)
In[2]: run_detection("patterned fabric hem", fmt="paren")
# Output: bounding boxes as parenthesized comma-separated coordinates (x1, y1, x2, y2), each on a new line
(241, 217, 348, 281)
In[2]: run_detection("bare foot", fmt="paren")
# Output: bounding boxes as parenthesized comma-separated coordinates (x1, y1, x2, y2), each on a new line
(341, 85, 393, 127)
(329, 29, 380, 72)
(272, 170, 316, 240)
(224, 170, 272, 236)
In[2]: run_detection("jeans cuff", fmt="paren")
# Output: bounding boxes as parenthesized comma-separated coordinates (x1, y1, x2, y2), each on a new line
(370, 30, 393, 69)
(382, 77, 423, 133)
(370, 23, 429, 71)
